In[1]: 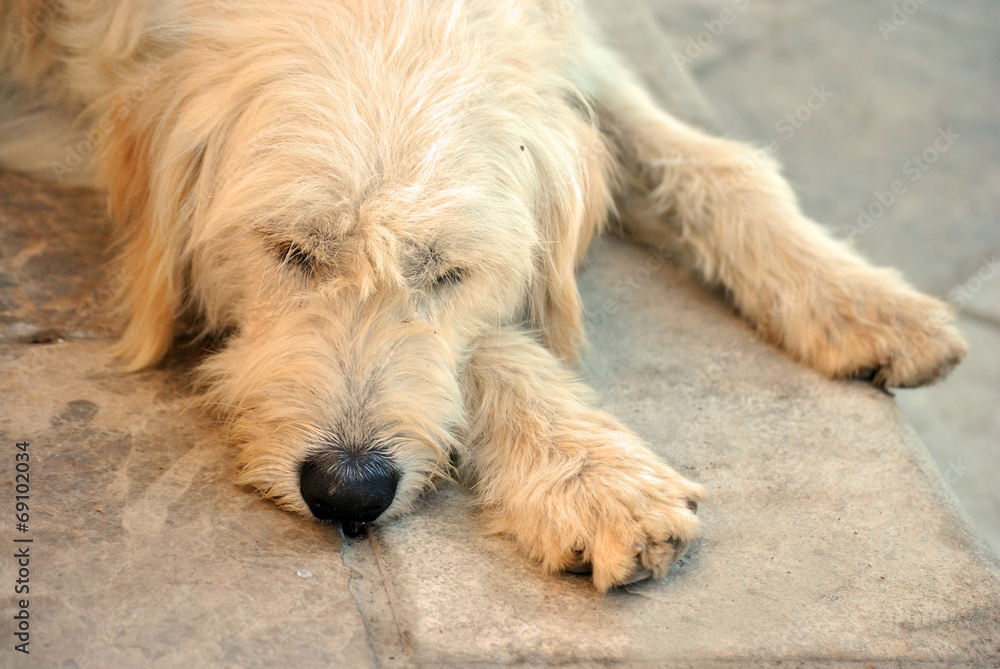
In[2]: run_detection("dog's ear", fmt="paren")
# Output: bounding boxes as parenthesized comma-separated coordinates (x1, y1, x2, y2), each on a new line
(99, 91, 198, 371)
(528, 120, 614, 364)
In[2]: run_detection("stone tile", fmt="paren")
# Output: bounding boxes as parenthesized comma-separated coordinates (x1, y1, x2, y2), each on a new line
(588, 0, 718, 128)
(0, 343, 375, 668)
(896, 316, 1000, 557)
(960, 261, 1000, 324)
(645, 0, 1000, 569)
(647, 0, 1000, 299)
(367, 237, 1000, 666)
(0, 171, 118, 343)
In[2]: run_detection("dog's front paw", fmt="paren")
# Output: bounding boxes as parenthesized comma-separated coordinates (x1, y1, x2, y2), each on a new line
(482, 432, 704, 592)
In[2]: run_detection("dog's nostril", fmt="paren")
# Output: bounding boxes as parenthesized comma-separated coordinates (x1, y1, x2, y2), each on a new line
(299, 452, 399, 528)
(343, 521, 368, 538)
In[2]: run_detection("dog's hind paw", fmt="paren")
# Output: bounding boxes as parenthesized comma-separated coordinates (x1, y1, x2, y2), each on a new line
(481, 432, 704, 592)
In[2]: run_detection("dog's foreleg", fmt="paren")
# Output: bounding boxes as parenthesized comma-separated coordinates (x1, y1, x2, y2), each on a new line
(584, 49, 966, 387)
(459, 327, 702, 591)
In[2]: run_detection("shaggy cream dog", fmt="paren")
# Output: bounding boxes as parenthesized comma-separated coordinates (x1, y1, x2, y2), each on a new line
(0, 0, 966, 590)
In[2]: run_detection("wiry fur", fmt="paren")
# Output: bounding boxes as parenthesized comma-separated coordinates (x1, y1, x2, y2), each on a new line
(1, 0, 966, 590)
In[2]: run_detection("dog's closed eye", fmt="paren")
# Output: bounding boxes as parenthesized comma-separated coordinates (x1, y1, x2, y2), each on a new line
(264, 237, 317, 276)
(275, 240, 316, 275)
(432, 267, 466, 288)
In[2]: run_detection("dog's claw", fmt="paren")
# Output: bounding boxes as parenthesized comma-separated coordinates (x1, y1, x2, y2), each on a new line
(566, 550, 591, 574)
(564, 559, 653, 586)
(622, 567, 654, 585)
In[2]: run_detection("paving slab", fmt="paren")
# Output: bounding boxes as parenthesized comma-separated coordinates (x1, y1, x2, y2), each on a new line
(0, 342, 375, 668)
(896, 316, 1000, 555)
(648, 0, 1000, 297)
(363, 236, 1000, 667)
(586, 0, 718, 129)
(0, 171, 116, 343)
(648, 0, 1000, 559)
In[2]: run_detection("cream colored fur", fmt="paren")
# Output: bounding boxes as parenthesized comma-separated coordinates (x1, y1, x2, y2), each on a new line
(1, 0, 966, 590)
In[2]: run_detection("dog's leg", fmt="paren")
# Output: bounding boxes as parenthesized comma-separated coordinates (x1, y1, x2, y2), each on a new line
(460, 327, 703, 591)
(583, 49, 966, 387)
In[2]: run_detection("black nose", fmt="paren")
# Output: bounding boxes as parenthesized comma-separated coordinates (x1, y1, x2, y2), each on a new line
(300, 451, 398, 535)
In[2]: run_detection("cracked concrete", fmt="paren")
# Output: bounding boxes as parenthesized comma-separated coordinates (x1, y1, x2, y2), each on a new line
(342, 534, 409, 666)
(2, 0, 999, 666)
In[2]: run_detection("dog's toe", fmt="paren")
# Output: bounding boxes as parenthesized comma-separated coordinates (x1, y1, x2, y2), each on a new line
(851, 366, 880, 383)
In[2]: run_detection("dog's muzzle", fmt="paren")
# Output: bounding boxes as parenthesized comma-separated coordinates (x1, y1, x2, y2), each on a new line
(299, 450, 399, 537)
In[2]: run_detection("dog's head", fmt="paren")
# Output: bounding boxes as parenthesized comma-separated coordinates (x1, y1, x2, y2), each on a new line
(99, 5, 615, 530)
(195, 148, 549, 528)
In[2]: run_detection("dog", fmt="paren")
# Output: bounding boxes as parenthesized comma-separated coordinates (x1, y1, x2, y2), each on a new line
(0, 0, 967, 591)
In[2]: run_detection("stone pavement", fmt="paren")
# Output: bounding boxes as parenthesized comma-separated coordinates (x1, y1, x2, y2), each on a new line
(648, 0, 1000, 559)
(2, 1, 999, 667)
